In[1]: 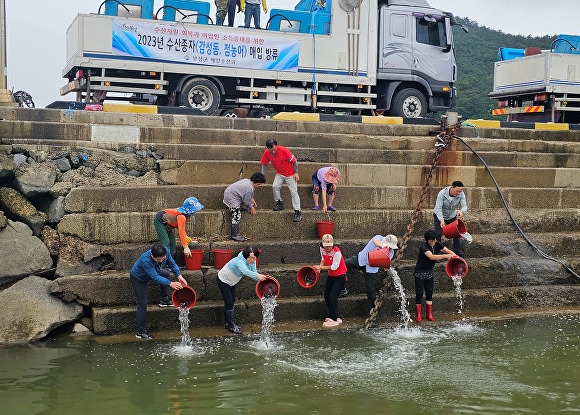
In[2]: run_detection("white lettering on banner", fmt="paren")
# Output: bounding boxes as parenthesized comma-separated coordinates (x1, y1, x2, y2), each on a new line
(111, 20, 299, 71)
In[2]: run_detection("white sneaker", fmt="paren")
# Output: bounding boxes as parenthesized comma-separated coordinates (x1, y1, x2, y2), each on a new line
(323, 319, 340, 327)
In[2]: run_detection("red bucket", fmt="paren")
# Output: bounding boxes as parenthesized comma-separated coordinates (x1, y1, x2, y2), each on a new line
(316, 221, 335, 239)
(213, 249, 233, 269)
(184, 249, 204, 270)
(442, 219, 467, 239)
(296, 266, 320, 288)
(171, 286, 197, 309)
(446, 256, 469, 279)
(255, 276, 280, 298)
(367, 248, 392, 268)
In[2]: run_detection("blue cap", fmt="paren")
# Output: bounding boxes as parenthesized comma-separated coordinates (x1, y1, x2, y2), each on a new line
(177, 197, 204, 214)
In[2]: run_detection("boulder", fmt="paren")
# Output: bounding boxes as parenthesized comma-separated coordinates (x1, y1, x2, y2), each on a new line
(0, 187, 47, 236)
(55, 235, 115, 277)
(0, 275, 83, 344)
(0, 152, 17, 180)
(12, 161, 57, 199)
(0, 219, 53, 287)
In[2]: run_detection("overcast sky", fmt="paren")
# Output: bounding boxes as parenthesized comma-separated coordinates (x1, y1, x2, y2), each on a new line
(4, 0, 580, 108)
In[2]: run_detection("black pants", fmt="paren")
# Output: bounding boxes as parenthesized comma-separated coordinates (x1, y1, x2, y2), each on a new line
(345, 255, 377, 312)
(227, 0, 238, 26)
(433, 214, 463, 257)
(324, 274, 346, 320)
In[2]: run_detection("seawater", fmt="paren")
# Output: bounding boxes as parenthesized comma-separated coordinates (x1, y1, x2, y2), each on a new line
(2, 312, 580, 414)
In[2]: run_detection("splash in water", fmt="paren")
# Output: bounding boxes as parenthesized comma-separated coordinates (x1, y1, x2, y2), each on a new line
(259, 295, 278, 347)
(178, 305, 193, 347)
(389, 267, 411, 328)
(451, 275, 464, 313)
(460, 231, 473, 243)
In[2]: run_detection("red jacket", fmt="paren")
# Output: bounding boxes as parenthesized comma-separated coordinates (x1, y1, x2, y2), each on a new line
(322, 246, 347, 277)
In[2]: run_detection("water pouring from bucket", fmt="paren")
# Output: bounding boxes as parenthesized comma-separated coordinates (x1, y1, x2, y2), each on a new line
(446, 256, 468, 314)
(443, 219, 473, 243)
(255, 276, 280, 347)
(171, 286, 197, 347)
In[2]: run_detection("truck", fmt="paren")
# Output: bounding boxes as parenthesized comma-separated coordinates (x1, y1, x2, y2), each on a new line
(490, 34, 580, 123)
(59, 0, 465, 117)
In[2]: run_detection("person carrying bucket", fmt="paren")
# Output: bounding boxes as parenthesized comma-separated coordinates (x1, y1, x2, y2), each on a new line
(223, 172, 266, 242)
(433, 181, 467, 257)
(311, 166, 341, 213)
(130, 244, 188, 339)
(153, 196, 204, 306)
(344, 234, 399, 312)
(217, 245, 267, 334)
(313, 234, 347, 328)
(413, 230, 456, 322)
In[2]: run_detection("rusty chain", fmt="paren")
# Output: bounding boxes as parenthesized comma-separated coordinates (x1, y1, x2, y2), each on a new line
(363, 117, 462, 329)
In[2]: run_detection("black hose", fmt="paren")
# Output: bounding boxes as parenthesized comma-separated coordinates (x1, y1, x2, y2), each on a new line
(452, 132, 580, 280)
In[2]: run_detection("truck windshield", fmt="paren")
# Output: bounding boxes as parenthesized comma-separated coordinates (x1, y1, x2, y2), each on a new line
(416, 18, 446, 48)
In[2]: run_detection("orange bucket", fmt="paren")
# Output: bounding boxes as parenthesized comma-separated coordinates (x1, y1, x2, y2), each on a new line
(184, 249, 204, 270)
(171, 286, 197, 309)
(255, 276, 280, 298)
(367, 248, 392, 268)
(213, 249, 233, 269)
(316, 221, 335, 239)
(446, 256, 469, 279)
(442, 219, 467, 239)
(296, 266, 320, 288)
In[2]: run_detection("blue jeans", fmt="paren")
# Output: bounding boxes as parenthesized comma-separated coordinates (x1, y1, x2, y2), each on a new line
(244, 3, 260, 29)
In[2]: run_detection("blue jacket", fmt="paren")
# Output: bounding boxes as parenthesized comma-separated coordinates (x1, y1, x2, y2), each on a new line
(226, 251, 259, 281)
(130, 246, 181, 286)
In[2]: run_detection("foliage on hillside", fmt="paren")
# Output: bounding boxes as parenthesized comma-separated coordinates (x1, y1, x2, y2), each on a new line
(451, 18, 554, 120)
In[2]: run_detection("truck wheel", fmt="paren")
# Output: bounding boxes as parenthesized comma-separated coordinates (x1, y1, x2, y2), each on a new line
(179, 78, 220, 115)
(392, 88, 427, 118)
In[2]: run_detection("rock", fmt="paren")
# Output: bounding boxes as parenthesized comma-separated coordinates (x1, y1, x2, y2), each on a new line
(0, 187, 47, 236)
(12, 161, 57, 199)
(39, 195, 66, 224)
(0, 219, 53, 287)
(0, 152, 16, 180)
(0, 275, 83, 344)
(55, 235, 114, 277)
(40, 225, 60, 257)
(0, 211, 6, 229)
(53, 157, 72, 172)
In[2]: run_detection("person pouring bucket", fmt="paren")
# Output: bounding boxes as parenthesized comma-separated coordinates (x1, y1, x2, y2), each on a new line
(153, 196, 204, 307)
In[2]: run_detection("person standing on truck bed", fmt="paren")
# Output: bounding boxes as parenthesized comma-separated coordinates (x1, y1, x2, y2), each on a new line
(240, 0, 267, 29)
(260, 139, 302, 222)
(215, 0, 228, 25)
(226, 0, 240, 27)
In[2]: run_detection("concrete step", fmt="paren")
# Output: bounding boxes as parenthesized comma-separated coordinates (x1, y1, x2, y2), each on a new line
(87, 283, 580, 334)
(6, 136, 580, 168)
(64, 184, 580, 213)
(156, 159, 580, 187)
(51, 231, 580, 279)
(57, 208, 580, 244)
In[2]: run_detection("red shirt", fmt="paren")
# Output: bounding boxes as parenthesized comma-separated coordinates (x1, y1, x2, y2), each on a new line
(321, 246, 347, 277)
(260, 145, 296, 177)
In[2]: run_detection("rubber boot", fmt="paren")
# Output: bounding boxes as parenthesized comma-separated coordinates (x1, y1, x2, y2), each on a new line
(426, 302, 435, 321)
(415, 304, 422, 322)
(225, 309, 242, 334)
(230, 223, 245, 242)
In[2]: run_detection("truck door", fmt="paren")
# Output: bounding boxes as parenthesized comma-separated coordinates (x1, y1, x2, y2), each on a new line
(412, 13, 455, 86)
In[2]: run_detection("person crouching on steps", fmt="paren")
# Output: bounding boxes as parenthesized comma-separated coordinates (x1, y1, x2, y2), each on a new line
(414, 230, 455, 322)
(314, 234, 347, 327)
(217, 246, 267, 334)
(223, 172, 266, 242)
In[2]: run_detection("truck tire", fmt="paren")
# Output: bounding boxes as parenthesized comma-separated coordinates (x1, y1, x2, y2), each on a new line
(179, 78, 220, 115)
(391, 88, 427, 118)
